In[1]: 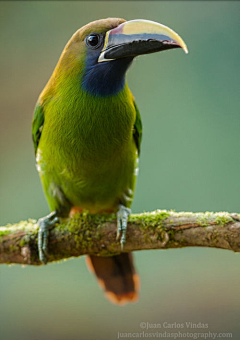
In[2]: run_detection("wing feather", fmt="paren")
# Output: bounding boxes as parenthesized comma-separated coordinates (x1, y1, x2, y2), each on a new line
(133, 100, 142, 155)
(32, 101, 44, 155)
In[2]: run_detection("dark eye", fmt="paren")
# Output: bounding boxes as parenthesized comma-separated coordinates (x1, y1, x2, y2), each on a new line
(86, 34, 101, 49)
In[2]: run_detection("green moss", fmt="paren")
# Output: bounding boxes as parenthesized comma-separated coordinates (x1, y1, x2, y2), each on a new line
(166, 229, 177, 245)
(196, 212, 213, 226)
(0, 220, 37, 245)
(215, 212, 233, 226)
(54, 210, 116, 250)
(1, 220, 38, 236)
(129, 209, 170, 229)
(195, 211, 233, 227)
(53, 210, 171, 253)
(19, 239, 26, 247)
(0, 228, 12, 238)
(98, 248, 119, 257)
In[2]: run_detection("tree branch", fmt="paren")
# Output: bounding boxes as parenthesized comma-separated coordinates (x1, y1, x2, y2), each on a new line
(0, 210, 240, 265)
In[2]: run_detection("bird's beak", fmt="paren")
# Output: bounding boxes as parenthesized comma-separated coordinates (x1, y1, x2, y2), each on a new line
(98, 19, 188, 63)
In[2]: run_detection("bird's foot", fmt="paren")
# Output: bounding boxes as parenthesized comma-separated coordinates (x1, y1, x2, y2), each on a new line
(116, 205, 131, 250)
(38, 211, 59, 264)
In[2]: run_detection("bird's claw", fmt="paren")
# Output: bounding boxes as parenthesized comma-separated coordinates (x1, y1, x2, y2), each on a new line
(117, 205, 131, 250)
(38, 212, 59, 264)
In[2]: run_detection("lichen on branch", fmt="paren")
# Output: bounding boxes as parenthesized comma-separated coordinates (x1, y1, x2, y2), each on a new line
(0, 210, 240, 265)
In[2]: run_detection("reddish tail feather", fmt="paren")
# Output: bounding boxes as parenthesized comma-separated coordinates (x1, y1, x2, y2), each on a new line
(86, 252, 139, 305)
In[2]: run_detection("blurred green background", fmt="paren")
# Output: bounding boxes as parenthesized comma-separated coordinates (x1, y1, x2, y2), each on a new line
(1, 1, 240, 340)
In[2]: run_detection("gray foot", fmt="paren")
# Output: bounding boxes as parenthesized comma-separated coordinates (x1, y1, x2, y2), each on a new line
(116, 205, 131, 250)
(38, 211, 59, 264)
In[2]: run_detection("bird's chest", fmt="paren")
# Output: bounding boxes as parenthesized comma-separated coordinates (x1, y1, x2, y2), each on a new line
(61, 107, 132, 161)
(40, 102, 135, 178)
(37, 96, 137, 210)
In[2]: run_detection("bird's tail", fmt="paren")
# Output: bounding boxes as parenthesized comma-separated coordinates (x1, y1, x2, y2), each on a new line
(86, 252, 139, 305)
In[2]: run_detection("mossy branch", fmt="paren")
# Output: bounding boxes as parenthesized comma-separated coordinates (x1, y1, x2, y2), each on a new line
(0, 210, 240, 265)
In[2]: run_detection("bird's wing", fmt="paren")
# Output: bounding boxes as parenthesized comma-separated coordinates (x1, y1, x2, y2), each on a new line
(32, 101, 44, 155)
(133, 100, 142, 156)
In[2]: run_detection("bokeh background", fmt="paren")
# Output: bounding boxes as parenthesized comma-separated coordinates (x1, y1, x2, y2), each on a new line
(1, 1, 240, 340)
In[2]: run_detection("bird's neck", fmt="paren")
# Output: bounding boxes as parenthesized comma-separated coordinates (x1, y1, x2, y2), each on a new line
(82, 57, 133, 97)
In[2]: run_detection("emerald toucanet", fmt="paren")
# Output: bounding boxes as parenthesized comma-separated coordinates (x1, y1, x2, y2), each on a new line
(32, 18, 187, 304)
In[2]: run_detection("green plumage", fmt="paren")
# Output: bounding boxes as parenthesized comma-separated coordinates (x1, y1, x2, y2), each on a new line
(33, 85, 141, 215)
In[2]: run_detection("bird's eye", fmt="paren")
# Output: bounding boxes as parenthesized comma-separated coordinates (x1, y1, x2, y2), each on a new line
(86, 34, 101, 49)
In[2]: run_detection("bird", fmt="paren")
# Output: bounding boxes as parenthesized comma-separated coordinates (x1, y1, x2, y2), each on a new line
(32, 18, 188, 305)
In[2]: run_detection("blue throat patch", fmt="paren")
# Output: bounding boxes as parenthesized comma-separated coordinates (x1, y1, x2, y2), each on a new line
(82, 51, 133, 97)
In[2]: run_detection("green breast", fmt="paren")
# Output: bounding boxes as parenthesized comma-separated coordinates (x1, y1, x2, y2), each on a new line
(37, 86, 138, 213)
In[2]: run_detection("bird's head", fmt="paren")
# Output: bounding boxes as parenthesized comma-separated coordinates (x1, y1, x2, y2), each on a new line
(53, 18, 188, 97)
